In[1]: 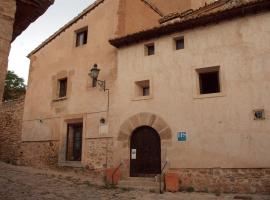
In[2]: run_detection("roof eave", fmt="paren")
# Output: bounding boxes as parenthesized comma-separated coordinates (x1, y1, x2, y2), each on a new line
(109, 0, 270, 48)
(27, 0, 105, 58)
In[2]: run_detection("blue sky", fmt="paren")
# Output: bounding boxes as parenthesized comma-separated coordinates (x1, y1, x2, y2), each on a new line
(8, 0, 95, 84)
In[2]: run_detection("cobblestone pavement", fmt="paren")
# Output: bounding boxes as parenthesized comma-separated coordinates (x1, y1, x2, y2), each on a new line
(0, 162, 269, 200)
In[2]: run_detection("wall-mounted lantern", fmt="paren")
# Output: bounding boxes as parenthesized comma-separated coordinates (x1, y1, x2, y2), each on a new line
(89, 64, 106, 91)
(253, 109, 265, 120)
(89, 64, 110, 134)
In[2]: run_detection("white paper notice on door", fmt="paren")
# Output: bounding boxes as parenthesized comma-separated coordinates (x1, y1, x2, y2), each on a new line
(131, 149, 136, 159)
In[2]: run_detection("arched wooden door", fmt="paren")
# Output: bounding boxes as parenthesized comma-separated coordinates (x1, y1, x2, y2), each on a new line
(130, 126, 161, 177)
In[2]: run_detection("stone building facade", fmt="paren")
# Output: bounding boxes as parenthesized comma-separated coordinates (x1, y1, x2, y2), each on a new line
(21, 0, 270, 194)
(23, 0, 204, 168)
(109, 0, 270, 193)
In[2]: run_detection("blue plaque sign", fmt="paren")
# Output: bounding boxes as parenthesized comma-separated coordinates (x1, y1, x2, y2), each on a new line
(177, 132, 187, 142)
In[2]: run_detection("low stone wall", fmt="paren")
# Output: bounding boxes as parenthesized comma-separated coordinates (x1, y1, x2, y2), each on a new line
(19, 138, 113, 170)
(20, 141, 59, 168)
(0, 98, 24, 164)
(173, 168, 270, 194)
(85, 137, 113, 170)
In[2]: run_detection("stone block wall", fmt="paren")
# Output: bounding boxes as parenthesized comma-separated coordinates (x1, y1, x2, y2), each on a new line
(0, 98, 24, 164)
(20, 141, 59, 168)
(174, 168, 270, 194)
(85, 138, 113, 170)
(0, 98, 59, 168)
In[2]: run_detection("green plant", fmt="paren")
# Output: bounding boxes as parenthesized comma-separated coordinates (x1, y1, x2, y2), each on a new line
(215, 191, 221, 196)
(186, 186, 195, 193)
(202, 188, 209, 193)
(121, 187, 133, 192)
(83, 181, 94, 187)
(3, 70, 26, 101)
(149, 189, 156, 193)
(179, 186, 195, 193)
(101, 182, 117, 190)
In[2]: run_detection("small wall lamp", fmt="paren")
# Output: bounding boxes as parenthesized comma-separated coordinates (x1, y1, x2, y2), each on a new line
(89, 64, 106, 91)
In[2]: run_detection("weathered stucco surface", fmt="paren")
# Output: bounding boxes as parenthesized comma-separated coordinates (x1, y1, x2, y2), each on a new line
(147, 0, 190, 15)
(22, 0, 163, 168)
(116, 0, 161, 36)
(114, 13, 270, 168)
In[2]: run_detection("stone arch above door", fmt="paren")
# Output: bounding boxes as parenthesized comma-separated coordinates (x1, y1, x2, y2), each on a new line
(118, 112, 172, 143)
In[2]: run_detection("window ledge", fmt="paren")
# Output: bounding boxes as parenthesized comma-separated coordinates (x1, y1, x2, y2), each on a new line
(194, 92, 225, 99)
(132, 95, 153, 101)
(53, 97, 68, 102)
(58, 161, 86, 168)
(75, 44, 87, 49)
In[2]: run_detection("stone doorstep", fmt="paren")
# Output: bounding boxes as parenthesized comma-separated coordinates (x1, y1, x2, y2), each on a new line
(117, 177, 163, 192)
(58, 161, 86, 168)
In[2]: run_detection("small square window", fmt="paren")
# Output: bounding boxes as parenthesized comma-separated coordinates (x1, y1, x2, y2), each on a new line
(135, 80, 150, 97)
(76, 28, 88, 47)
(175, 37, 184, 50)
(143, 87, 150, 96)
(145, 43, 155, 56)
(253, 109, 265, 120)
(58, 78, 67, 98)
(197, 67, 220, 94)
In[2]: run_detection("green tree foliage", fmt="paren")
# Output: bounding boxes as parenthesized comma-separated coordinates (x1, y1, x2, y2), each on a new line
(3, 70, 26, 101)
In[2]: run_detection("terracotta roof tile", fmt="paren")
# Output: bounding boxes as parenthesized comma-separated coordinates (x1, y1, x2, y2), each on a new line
(159, 0, 230, 24)
(109, 0, 270, 48)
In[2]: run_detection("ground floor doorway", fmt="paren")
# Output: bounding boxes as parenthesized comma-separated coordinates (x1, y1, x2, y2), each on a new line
(66, 123, 83, 161)
(130, 126, 161, 177)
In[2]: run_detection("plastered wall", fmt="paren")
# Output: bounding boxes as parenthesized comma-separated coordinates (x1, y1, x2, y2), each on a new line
(112, 12, 270, 169)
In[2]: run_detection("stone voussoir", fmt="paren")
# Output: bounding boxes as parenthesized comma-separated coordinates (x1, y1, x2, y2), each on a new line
(129, 114, 141, 129)
(117, 130, 129, 141)
(138, 112, 156, 126)
(159, 126, 172, 140)
(119, 119, 134, 135)
(152, 116, 168, 133)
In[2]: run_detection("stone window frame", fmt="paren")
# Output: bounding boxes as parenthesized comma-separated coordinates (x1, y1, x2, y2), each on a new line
(74, 26, 88, 47)
(144, 42, 155, 56)
(58, 78, 68, 98)
(132, 76, 153, 101)
(173, 35, 185, 50)
(58, 114, 87, 167)
(192, 65, 226, 99)
(52, 71, 73, 102)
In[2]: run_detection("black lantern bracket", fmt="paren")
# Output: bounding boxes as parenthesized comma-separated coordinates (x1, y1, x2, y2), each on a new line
(89, 64, 108, 92)
(96, 79, 106, 92)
